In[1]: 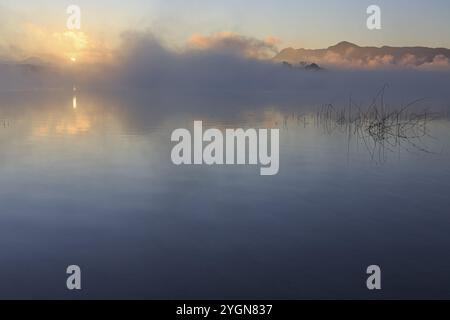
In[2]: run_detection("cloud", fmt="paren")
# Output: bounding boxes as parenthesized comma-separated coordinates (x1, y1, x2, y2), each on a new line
(308, 51, 450, 70)
(3, 30, 450, 107)
(0, 17, 111, 64)
(18, 24, 111, 64)
(416, 54, 450, 71)
(187, 32, 279, 59)
(107, 31, 281, 89)
(276, 42, 450, 70)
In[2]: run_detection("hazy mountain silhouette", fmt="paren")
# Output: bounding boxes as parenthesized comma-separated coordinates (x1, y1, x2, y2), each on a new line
(274, 41, 450, 68)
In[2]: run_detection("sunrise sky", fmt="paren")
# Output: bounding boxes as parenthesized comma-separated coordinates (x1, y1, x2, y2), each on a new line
(1, 0, 450, 63)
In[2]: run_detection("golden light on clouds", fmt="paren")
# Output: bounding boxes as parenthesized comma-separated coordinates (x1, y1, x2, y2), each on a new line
(187, 32, 280, 60)
(18, 23, 110, 64)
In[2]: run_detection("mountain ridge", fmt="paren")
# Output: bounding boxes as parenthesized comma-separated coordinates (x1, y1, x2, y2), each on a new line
(273, 41, 450, 68)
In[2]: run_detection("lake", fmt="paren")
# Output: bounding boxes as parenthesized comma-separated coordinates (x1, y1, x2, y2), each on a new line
(0, 86, 450, 299)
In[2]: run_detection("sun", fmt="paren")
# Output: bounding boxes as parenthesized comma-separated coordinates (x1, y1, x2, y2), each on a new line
(70, 57, 77, 62)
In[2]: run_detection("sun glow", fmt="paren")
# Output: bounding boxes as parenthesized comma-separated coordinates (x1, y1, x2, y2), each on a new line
(71, 57, 77, 62)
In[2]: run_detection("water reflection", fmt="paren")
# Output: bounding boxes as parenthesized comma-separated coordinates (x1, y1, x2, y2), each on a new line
(30, 95, 91, 137)
(0, 90, 450, 299)
(278, 105, 447, 163)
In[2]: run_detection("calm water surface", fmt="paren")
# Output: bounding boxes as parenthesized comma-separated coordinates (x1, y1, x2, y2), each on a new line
(0, 90, 449, 299)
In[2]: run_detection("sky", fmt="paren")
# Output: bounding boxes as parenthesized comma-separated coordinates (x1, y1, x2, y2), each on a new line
(1, 0, 450, 63)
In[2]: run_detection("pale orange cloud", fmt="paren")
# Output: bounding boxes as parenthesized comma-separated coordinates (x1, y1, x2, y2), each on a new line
(417, 55, 450, 70)
(188, 32, 279, 59)
(307, 52, 450, 70)
(3, 23, 112, 65)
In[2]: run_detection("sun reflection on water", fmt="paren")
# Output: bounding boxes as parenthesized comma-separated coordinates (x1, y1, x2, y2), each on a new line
(33, 95, 92, 137)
